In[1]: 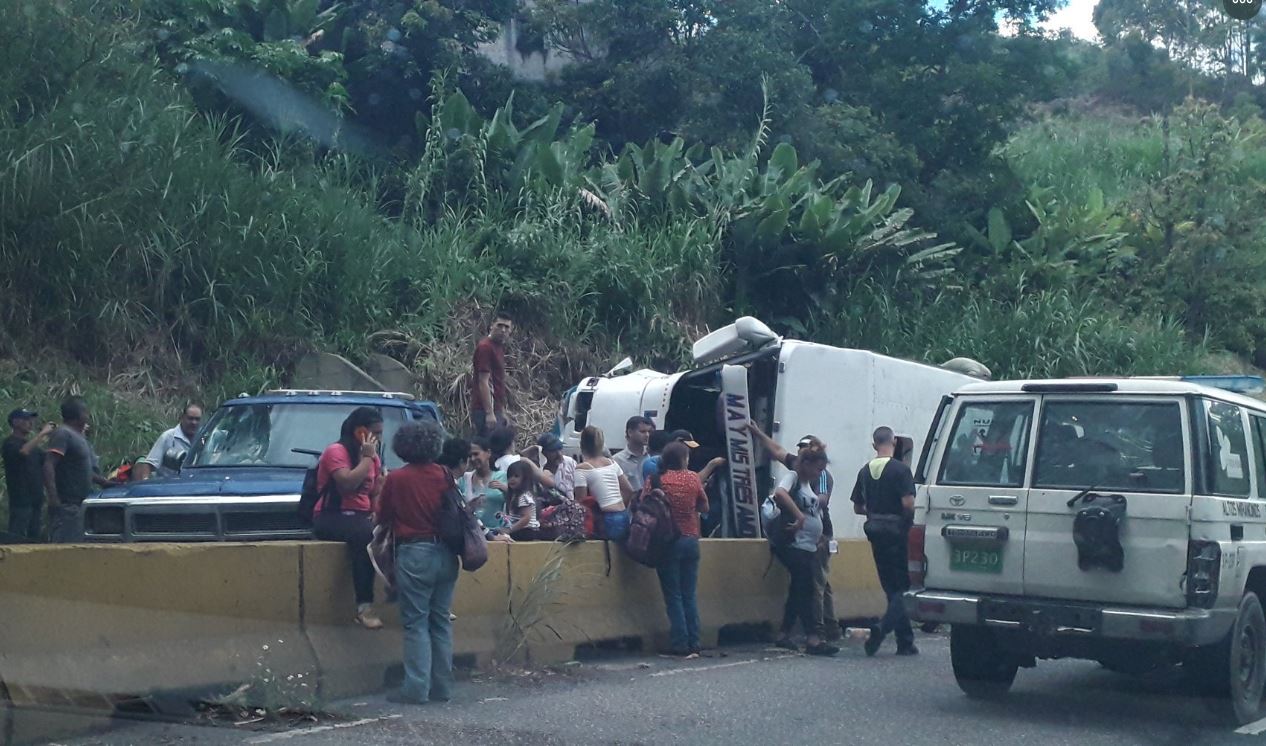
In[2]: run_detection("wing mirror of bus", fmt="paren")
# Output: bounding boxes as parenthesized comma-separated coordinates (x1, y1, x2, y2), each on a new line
(604, 357, 634, 377)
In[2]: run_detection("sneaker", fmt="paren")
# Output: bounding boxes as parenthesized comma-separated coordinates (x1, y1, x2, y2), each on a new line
(356, 604, 384, 630)
(896, 644, 920, 657)
(805, 642, 839, 657)
(773, 637, 799, 651)
(659, 647, 693, 658)
(864, 626, 884, 657)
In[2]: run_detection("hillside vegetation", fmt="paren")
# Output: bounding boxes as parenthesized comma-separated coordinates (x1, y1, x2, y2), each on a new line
(4, 0, 1266, 483)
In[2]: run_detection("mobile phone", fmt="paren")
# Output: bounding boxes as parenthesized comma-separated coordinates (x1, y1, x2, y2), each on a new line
(355, 426, 371, 442)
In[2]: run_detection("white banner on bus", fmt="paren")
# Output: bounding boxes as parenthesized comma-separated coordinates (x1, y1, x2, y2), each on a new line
(721, 364, 761, 538)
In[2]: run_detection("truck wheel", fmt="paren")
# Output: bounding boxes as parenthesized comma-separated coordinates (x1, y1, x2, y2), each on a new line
(1187, 592, 1266, 724)
(951, 624, 1018, 699)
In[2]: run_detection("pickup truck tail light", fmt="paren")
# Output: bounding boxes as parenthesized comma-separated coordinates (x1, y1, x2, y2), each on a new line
(1186, 540, 1221, 609)
(908, 524, 927, 589)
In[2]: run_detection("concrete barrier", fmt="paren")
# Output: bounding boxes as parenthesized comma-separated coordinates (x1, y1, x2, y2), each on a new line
(0, 542, 312, 744)
(0, 538, 888, 743)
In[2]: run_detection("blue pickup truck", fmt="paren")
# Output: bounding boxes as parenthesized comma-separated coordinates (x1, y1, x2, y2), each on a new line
(81, 390, 442, 542)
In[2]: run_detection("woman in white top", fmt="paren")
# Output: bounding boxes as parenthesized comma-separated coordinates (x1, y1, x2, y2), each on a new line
(573, 425, 634, 540)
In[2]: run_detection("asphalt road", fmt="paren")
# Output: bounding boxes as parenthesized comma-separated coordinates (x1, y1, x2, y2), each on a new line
(54, 631, 1266, 746)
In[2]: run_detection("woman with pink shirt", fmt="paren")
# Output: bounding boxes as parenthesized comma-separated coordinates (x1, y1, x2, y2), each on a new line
(314, 407, 385, 630)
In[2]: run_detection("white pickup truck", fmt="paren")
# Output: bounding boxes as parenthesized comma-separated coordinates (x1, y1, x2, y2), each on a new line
(905, 376, 1266, 724)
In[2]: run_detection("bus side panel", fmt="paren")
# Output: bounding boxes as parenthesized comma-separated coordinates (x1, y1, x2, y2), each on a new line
(775, 345, 975, 540)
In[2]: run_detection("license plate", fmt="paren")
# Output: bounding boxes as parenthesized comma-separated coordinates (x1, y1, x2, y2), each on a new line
(950, 547, 1003, 574)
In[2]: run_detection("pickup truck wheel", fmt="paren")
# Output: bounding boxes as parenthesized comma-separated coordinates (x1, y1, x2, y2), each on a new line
(951, 624, 1018, 699)
(1188, 592, 1266, 724)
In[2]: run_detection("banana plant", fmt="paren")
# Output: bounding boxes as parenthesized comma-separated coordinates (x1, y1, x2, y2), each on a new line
(964, 186, 1134, 290)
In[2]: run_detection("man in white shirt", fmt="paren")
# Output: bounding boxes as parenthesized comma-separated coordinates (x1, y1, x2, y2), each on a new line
(612, 415, 654, 492)
(134, 404, 203, 480)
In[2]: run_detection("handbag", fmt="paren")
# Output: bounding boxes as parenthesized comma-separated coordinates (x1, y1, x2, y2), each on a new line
(367, 522, 396, 594)
(441, 474, 489, 571)
(538, 486, 588, 541)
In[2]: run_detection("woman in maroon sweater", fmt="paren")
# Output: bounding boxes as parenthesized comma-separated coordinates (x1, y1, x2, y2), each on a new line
(376, 419, 457, 705)
(651, 441, 709, 657)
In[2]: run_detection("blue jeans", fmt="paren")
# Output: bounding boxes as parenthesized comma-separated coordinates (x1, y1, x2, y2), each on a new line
(602, 510, 629, 542)
(8, 503, 43, 541)
(396, 541, 459, 702)
(48, 505, 83, 543)
(656, 536, 702, 651)
(870, 536, 914, 648)
(470, 410, 508, 437)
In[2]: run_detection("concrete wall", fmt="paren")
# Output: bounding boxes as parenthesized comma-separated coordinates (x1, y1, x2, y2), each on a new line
(0, 539, 884, 743)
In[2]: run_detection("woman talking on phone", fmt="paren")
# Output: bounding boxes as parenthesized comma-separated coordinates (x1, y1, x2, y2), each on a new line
(315, 406, 386, 629)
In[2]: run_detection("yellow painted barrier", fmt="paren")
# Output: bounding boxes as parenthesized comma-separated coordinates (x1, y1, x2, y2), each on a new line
(827, 539, 888, 620)
(299, 541, 512, 697)
(0, 542, 312, 744)
(0, 538, 890, 743)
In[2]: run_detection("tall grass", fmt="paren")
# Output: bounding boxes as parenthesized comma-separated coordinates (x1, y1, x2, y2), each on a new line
(1005, 109, 1266, 201)
(816, 279, 1215, 380)
(1003, 114, 1167, 202)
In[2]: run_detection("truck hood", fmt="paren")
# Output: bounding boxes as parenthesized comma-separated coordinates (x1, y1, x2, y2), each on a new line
(92, 467, 304, 500)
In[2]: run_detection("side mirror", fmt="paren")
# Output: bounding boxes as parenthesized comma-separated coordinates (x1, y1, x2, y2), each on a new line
(604, 357, 634, 377)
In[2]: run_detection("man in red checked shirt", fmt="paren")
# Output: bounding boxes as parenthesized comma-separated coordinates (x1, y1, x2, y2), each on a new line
(470, 311, 514, 436)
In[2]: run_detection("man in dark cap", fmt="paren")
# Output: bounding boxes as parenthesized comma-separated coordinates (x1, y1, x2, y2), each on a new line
(642, 430, 725, 488)
(3, 408, 54, 540)
(536, 432, 577, 496)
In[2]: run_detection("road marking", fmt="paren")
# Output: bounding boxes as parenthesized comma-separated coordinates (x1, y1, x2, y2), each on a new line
(246, 714, 402, 743)
(649, 655, 796, 678)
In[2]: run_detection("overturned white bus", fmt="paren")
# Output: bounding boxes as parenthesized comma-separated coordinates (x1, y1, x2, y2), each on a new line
(554, 318, 984, 539)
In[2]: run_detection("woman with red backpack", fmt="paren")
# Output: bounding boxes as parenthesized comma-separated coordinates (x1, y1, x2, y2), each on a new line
(651, 441, 709, 658)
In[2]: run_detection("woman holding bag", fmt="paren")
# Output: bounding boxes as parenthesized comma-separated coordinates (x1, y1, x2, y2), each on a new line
(376, 420, 460, 705)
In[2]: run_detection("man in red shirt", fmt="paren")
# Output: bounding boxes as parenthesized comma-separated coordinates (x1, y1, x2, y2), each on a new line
(470, 311, 513, 436)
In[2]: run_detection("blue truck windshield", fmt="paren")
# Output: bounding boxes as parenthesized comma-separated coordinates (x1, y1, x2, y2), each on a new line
(184, 403, 411, 470)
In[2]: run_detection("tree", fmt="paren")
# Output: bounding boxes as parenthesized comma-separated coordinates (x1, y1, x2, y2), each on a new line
(1134, 100, 1266, 361)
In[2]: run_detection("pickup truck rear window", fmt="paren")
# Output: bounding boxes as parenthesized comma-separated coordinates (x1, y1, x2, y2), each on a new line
(1033, 401, 1184, 494)
(938, 401, 1034, 488)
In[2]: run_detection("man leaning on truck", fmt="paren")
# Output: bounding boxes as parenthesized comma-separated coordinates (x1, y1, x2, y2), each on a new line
(133, 404, 202, 480)
(852, 426, 918, 657)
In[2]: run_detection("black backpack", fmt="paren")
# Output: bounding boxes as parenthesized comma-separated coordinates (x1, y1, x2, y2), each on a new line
(297, 446, 345, 524)
(1067, 492, 1127, 572)
(763, 475, 804, 548)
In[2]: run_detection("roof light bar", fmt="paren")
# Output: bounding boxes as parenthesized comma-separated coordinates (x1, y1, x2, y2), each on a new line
(1021, 382, 1119, 393)
(1180, 375, 1266, 395)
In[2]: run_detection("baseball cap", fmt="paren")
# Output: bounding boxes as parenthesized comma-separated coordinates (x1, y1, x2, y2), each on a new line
(668, 429, 700, 448)
(7, 408, 38, 425)
(536, 433, 565, 452)
(797, 434, 822, 449)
